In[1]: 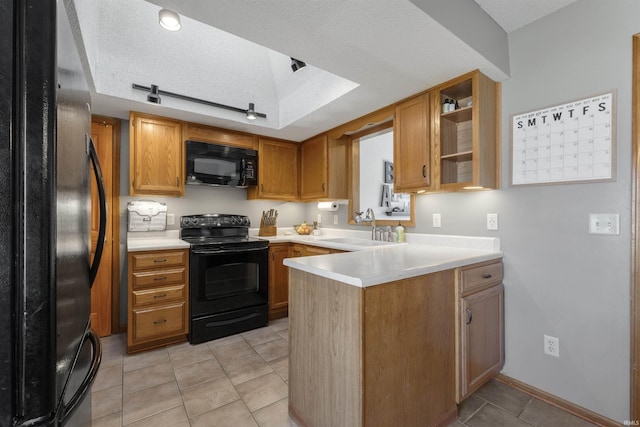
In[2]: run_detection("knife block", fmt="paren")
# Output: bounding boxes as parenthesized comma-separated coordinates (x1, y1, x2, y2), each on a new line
(258, 218, 277, 236)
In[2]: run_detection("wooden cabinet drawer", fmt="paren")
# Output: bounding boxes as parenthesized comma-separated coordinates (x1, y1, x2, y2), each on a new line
(131, 251, 186, 270)
(132, 285, 185, 307)
(132, 303, 186, 342)
(132, 268, 186, 289)
(460, 260, 503, 295)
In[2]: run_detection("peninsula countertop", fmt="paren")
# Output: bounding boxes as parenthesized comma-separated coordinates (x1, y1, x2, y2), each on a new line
(283, 243, 502, 287)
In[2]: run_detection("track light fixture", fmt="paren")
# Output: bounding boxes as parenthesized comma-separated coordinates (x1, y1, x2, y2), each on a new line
(291, 57, 306, 72)
(159, 9, 181, 31)
(246, 103, 257, 120)
(132, 83, 267, 120)
(147, 84, 161, 104)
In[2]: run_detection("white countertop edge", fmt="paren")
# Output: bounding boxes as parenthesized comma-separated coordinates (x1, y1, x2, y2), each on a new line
(283, 246, 503, 288)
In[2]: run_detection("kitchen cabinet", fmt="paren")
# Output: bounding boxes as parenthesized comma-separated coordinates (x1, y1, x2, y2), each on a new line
(393, 92, 432, 192)
(456, 259, 504, 402)
(289, 268, 457, 427)
(291, 243, 344, 257)
(300, 133, 348, 201)
(127, 248, 189, 353)
(268, 243, 290, 320)
(129, 112, 185, 197)
(248, 137, 299, 201)
(185, 122, 257, 150)
(433, 70, 498, 190)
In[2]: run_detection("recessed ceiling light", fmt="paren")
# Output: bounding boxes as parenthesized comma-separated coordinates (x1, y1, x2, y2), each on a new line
(159, 9, 181, 31)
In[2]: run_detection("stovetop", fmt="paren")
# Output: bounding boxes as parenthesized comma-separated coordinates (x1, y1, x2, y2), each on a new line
(180, 213, 268, 250)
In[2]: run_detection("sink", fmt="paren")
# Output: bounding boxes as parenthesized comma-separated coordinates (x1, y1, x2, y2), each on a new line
(320, 237, 397, 247)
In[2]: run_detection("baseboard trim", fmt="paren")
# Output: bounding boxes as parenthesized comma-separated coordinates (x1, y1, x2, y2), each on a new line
(495, 373, 622, 427)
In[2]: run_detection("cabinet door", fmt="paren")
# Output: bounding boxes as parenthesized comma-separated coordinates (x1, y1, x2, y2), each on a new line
(269, 244, 290, 319)
(256, 138, 299, 200)
(459, 284, 504, 400)
(394, 93, 430, 192)
(300, 134, 328, 200)
(291, 245, 305, 258)
(304, 245, 332, 256)
(130, 113, 184, 196)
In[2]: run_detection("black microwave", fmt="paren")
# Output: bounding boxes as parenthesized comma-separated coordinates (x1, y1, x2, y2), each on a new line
(186, 140, 258, 188)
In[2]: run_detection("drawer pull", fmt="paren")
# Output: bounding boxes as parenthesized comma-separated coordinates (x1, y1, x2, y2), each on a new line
(153, 293, 167, 299)
(466, 308, 473, 325)
(154, 259, 167, 263)
(153, 276, 167, 281)
(153, 319, 167, 325)
(481, 274, 493, 279)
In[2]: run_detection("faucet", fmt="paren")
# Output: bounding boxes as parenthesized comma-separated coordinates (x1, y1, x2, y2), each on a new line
(363, 208, 376, 240)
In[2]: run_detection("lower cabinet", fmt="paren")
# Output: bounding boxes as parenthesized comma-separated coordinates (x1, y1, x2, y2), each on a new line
(269, 243, 291, 320)
(456, 259, 505, 402)
(269, 243, 346, 320)
(127, 248, 189, 353)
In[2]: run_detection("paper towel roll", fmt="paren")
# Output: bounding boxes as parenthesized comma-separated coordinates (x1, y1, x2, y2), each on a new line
(317, 201, 339, 211)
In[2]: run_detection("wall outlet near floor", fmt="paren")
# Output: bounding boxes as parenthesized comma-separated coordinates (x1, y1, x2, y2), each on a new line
(432, 213, 441, 228)
(588, 213, 620, 235)
(544, 334, 560, 357)
(333, 214, 339, 225)
(487, 213, 499, 230)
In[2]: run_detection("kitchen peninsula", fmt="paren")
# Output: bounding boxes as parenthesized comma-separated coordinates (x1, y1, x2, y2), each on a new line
(283, 239, 503, 427)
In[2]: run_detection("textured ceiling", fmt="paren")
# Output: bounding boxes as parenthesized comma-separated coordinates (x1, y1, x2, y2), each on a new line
(70, 0, 576, 141)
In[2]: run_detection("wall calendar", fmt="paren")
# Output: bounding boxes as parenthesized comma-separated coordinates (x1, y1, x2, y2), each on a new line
(511, 91, 616, 186)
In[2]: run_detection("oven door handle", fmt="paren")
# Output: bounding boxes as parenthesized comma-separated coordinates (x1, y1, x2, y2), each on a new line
(191, 246, 267, 255)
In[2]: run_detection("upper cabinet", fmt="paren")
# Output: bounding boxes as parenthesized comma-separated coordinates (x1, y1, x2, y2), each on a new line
(300, 134, 348, 201)
(185, 122, 257, 150)
(433, 70, 498, 190)
(393, 92, 431, 193)
(247, 137, 299, 201)
(129, 112, 184, 197)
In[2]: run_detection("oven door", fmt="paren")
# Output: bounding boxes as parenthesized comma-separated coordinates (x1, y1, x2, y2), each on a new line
(189, 246, 268, 318)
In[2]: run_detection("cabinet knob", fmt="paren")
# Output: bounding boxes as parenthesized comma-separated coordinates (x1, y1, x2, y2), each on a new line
(153, 319, 167, 325)
(153, 293, 167, 299)
(466, 308, 473, 325)
(153, 276, 167, 281)
(322, 183, 326, 192)
(482, 274, 493, 279)
(422, 165, 426, 177)
(154, 259, 167, 263)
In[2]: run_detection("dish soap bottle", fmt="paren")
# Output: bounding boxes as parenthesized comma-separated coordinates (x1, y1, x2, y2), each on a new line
(396, 221, 405, 243)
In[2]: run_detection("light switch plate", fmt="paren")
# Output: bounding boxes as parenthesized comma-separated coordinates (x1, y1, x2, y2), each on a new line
(589, 213, 620, 235)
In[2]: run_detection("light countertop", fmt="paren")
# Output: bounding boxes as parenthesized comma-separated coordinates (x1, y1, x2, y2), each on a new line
(283, 243, 502, 288)
(127, 230, 190, 252)
(126, 228, 502, 288)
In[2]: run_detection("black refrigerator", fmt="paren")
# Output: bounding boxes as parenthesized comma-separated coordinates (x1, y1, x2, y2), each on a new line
(0, 0, 106, 425)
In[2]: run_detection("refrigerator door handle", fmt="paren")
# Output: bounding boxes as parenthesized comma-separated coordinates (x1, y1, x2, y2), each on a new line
(57, 328, 102, 424)
(88, 136, 107, 288)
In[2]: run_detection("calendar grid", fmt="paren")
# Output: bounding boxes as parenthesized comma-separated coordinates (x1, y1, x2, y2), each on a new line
(510, 91, 616, 186)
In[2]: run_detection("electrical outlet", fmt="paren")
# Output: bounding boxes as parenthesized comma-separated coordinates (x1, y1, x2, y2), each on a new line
(317, 213, 322, 224)
(333, 215, 339, 225)
(487, 213, 498, 230)
(432, 213, 441, 228)
(544, 335, 559, 358)
(167, 214, 175, 225)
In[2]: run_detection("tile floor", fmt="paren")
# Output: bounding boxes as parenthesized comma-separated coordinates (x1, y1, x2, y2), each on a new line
(89, 318, 597, 427)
